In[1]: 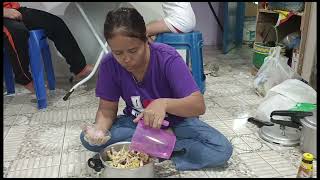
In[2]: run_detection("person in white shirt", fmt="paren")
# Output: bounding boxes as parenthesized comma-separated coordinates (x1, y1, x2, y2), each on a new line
(146, 2, 196, 41)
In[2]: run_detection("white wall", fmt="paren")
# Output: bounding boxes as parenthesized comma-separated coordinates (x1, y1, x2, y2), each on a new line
(191, 2, 223, 46)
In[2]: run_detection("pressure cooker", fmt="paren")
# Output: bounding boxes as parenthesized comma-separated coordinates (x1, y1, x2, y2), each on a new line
(248, 109, 317, 158)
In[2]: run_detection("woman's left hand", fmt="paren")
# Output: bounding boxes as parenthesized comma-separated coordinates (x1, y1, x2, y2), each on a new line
(133, 99, 167, 128)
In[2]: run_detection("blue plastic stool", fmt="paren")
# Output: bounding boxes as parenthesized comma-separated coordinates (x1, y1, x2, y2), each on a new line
(155, 31, 206, 94)
(3, 49, 15, 94)
(3, 29, 56, 109)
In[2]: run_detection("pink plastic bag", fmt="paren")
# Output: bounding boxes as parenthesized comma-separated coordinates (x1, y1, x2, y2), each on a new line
(130, 119, 176, 159)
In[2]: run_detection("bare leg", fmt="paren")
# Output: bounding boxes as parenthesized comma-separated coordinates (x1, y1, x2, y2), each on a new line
(146, 19, 172, 37)
(24, 81, 35, 93)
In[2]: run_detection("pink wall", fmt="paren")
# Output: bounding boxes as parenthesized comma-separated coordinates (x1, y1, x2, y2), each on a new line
(191, 2, 223, 46)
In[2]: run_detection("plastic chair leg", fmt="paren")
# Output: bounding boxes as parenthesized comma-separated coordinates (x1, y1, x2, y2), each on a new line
(28, 32, 47, 109)
(3, 51, 16, 95)
(41, 39, 56, 90)
(190, 46, 202, 90)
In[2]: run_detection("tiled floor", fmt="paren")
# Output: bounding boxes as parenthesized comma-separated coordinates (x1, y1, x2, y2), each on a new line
(3, 45, 317, 178)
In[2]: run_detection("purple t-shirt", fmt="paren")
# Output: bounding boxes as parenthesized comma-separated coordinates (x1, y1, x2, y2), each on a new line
(96, 42, 199, 124)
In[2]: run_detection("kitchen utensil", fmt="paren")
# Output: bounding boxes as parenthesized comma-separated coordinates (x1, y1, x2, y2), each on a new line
(248, 109, 317, 158)
(87, 142, 155, 178)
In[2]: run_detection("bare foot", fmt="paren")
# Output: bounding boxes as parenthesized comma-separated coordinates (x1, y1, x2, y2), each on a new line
(74, 64, 94, 81)
(24, 81, 35, 94)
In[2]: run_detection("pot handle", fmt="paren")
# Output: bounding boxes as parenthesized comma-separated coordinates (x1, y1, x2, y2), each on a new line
(248, 117, 274, 128)
(270, 110, 313, 125)
(270, 110, 313, 119)
(88, 154, 104, 172)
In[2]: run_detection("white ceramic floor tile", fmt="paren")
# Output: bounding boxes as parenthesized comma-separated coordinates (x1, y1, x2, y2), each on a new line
(7, 166, 60, 178)
(212, 96, 245, 108)
(30, 110, 68, 125)
(69, 95, 99, 109)
(257, 151, 298, 176)
(46, 95, 70, 110)
(3, 95, 14, 104)
(233, 143, 254, 154)
(4, 104, 22, 116)
(179, 170, 209, 178)
(4, 126, 29, 161)
(63, 121, 91, 152)
(3, 161, 12, 178)
(9, 155, 61, 172)
(205, 169, 251, 178)
(235, 94, 263, 105)
(59, 151, 97, 178)
(67, 108, 97, 122)
(238, 152, 280, 177)
(19, 103, 39, 115)
(3, 115, 17, 127)
(3, 126, 10, 140)
(205, 76, 235, 83)
(8, 94, 31, 105)
(212, 107, 233, 119)
(16, 123, 64, 159)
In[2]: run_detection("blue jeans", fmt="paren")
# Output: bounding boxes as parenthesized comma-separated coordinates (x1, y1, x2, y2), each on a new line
(80, 115, 233, 170)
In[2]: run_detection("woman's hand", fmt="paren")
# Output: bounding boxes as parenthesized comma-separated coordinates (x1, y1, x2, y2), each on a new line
(82, 123, 110, 145)
(3, 8, 22, 21)
(133, 99, 167, 128)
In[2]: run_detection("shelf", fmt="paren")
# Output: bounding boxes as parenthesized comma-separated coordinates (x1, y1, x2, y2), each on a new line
(258, 9, 303, 17)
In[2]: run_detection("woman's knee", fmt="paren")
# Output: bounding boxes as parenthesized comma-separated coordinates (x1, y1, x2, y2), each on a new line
(207, 139, 233, 167)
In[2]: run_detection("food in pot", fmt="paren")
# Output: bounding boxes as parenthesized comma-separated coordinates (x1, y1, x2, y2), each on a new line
(105, 146, 150, 168)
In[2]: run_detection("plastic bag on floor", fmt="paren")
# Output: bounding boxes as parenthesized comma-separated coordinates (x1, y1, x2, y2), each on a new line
(255, 79, 316, 122)
(266, 79, 317, 103)
(253, 46, 301, 96)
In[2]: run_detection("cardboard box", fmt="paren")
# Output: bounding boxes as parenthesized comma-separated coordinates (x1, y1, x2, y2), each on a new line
(245, 2, 258, 17)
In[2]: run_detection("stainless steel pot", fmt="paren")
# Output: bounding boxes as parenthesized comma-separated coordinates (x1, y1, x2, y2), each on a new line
(88, 142, 155, 178)
(300, 109, 317, 158)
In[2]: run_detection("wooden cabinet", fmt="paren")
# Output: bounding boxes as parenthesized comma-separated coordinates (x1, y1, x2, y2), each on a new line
(254, 2, 312, 76)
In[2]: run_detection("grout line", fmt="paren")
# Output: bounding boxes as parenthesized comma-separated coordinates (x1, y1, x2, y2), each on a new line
(57, 97, 70, 178)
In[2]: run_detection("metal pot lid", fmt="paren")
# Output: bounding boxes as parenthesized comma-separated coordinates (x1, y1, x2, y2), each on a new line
(259, 125, 301, 146)
(302, 109, 317, 127)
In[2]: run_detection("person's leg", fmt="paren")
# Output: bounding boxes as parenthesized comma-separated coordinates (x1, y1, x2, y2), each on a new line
(80, 115, 137, 152)
(3, 18, 34, 93)
(146, 19, 172, 38)
(171, 117, 233, 170)
(18, 7, 92, 78)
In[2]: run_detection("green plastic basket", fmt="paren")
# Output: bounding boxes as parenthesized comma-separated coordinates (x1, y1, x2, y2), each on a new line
(252, 26, 285, 69)
(252, 42, 286, 69)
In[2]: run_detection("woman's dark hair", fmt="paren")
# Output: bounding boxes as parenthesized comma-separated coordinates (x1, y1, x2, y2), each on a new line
(104, 7, 147, 42)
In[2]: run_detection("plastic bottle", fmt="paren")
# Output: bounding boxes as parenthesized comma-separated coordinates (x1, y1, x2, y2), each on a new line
(296, 153, 314, 178)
